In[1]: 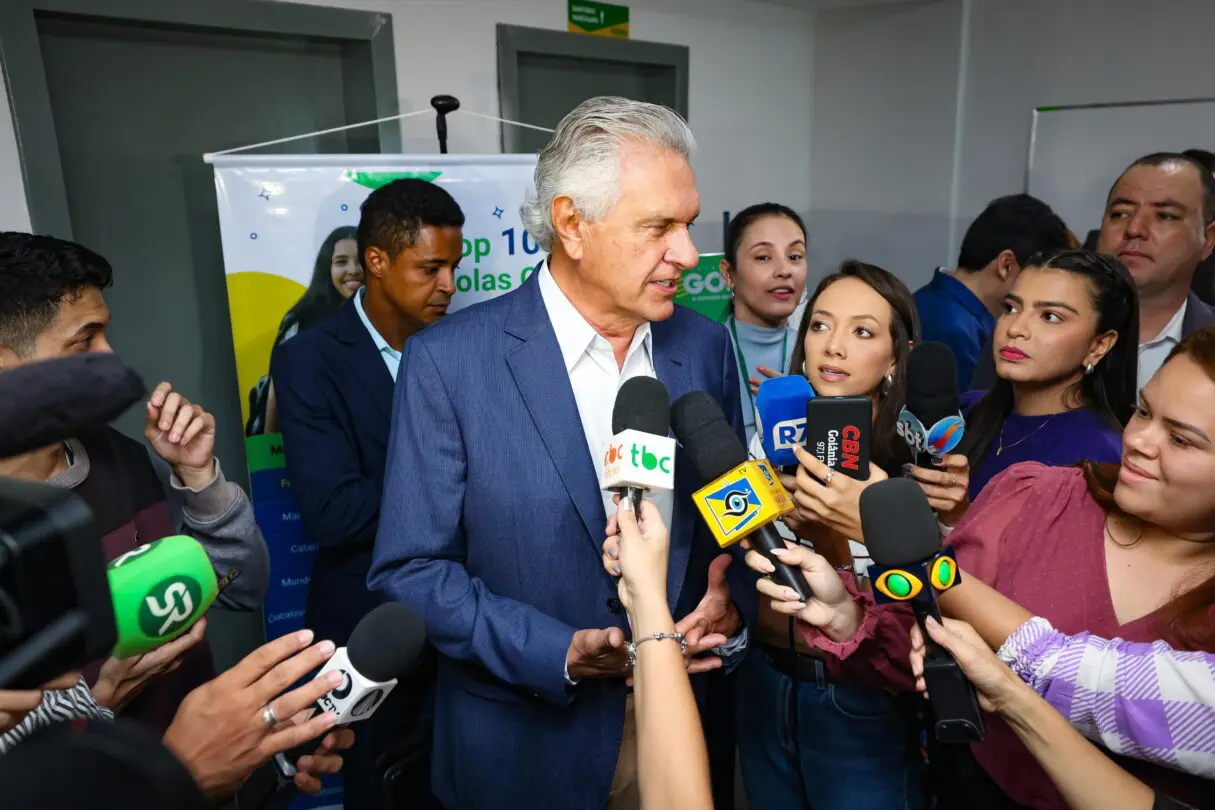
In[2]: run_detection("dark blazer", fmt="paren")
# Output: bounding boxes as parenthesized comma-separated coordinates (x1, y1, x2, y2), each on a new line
(969, 291, 1215, 392)
(367, 273, 750, 810)
(271, 298, 395, 645)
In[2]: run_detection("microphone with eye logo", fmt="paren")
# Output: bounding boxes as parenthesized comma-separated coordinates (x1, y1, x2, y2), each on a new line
(671, 392, 811, 601)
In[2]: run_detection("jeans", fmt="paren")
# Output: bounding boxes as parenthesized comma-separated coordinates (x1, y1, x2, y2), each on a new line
(736, 647, 925, 810)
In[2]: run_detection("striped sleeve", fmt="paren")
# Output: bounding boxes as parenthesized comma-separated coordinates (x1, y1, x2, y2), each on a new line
(999, 617, 1215, 778)
(0, 677, 113, 754)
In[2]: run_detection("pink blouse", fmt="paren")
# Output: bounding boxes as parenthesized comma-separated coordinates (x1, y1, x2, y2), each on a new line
(798, 462, 1215, 809)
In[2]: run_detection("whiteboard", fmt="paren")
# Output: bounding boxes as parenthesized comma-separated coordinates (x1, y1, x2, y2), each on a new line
(1026, 99, 1215, 240)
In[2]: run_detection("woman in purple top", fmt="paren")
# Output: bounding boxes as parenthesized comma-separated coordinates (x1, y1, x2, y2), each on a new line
(908, 250, 1138, 521)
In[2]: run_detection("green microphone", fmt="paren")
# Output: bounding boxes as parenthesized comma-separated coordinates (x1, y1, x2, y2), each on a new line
(106, 535, 218, 659)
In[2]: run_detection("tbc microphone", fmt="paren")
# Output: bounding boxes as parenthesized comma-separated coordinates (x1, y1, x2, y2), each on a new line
(897, 341, 966, 468)
(755, 375, 815, 470)
(603, 377, 675, 512)
(107, 535, 219, 659)
(272, 602, 429, 779)
(861, 478, 985, 743)
(0, 353, 146, 459)
(671, 392, 811, 601)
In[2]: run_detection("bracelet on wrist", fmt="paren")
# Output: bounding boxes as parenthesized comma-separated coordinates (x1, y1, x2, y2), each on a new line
(626, 632, 686, 667)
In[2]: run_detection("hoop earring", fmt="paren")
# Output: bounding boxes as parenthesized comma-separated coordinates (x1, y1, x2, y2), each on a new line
(880, 373, 893, 396)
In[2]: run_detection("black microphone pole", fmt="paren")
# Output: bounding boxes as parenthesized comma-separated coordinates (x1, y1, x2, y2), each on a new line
(430, 95, 460, 154)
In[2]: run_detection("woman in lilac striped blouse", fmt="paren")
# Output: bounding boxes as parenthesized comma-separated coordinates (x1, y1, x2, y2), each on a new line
(998, 616, 1215, 780)
(941, 567, 1215, 779)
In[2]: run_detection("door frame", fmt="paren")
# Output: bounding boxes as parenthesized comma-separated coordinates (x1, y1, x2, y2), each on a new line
(0, 0, 399, 238)
(496, 23, 689, 153)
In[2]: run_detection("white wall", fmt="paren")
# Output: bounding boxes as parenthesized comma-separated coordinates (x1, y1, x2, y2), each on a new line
(0, 0, 815, 253)
(809, 0, 963, 285)
(807, 0, 1215, 291)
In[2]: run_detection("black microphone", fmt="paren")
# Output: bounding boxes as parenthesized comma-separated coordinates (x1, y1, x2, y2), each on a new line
(896, 342, 966, 468)
(671, 392, 812, 601)
(861, 478, 985, 743)
(0, 353, 146, 458)
(239, 603, 429, 809)
(606, 377, 674, 512)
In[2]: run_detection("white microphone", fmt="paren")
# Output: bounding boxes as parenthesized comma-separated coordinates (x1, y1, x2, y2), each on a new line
(601, 377, 675, 510)
(273, 602, 427, 778)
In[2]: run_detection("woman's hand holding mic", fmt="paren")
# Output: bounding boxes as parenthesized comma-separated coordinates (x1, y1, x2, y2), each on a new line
(743, 540, 863, 643)
(602, 495, 670, 621)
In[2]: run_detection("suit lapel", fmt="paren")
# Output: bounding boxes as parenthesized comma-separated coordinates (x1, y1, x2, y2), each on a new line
(1183, 292, 1215, 335)
(504, 278, 606, 549)
(332, 299, 395, 427)
(651, 318, 695, 610)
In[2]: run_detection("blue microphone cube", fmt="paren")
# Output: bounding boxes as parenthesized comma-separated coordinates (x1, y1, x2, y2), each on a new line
(756, 375, 814, 468)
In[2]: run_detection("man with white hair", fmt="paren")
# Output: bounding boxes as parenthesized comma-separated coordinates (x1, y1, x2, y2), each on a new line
(369, 96, 751, 810)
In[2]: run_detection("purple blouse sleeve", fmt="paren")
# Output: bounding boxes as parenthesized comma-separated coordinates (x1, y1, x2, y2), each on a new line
(998, 617, 1215, 779)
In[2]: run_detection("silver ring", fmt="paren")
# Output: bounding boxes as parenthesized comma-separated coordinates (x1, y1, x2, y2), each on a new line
(824, 469, 835, 486)
(262, 705, 278, 729)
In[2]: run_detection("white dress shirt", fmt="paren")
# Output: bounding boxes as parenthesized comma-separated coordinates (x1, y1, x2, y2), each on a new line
(355, 287, 402, 381)
(538, 263, 746, 684)
(1138, 299, 1187, 390)
(537, 264, 674, 530)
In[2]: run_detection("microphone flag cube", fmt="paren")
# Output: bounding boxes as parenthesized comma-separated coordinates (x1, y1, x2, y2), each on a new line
(600, 429, 677, 492)
(107, 534, 218, 658)
(866, 546, 961, 606)
(692, 459, 794, 549)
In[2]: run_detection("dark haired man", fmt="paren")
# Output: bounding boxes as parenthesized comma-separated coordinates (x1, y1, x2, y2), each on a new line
(271, 178, 464, 809)
(1096, 152, 1215, 387)
(0, 232, 269, 730)
(914, 194, 1071, 390)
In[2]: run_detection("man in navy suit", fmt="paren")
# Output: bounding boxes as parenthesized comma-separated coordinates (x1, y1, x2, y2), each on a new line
(272, 179, 465, 809)
(369, 97, 752, 810)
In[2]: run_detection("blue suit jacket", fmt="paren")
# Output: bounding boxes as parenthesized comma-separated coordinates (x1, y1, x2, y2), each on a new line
(368, 274, 750, 810)
(271, 299, 394, 644)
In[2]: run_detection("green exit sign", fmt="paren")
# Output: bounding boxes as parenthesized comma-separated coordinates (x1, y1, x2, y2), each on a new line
(568, 1, 629, 39)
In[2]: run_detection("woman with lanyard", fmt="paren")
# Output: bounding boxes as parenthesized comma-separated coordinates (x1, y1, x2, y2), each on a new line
(720, 203, 809, 444)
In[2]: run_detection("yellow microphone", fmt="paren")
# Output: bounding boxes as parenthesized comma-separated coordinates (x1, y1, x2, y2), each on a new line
(672, 392, 808, 600)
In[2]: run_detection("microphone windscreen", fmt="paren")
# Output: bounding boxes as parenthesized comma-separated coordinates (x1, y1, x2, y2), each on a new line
(0, 353, 146, 458)
(347, 602, 428, 683)
(107, 535, 218, 659)
(904, 342, 960, 426)
(860, 478, 942, 566)
(612, 376, 670, 436)
(671, 392, 747, 483)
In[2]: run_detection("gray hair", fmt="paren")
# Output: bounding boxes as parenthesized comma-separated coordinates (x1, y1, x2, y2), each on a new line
(520, 96, 696, 253)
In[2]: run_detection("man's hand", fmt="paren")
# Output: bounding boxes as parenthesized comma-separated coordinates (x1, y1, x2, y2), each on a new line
(161, 628, 345, 804)
(673, 554, 739, 674)
(565, 628, 630, 681)
(291, 726, 356, 794)
(145, 381, 217, 489)
(93, 617, 208, 712)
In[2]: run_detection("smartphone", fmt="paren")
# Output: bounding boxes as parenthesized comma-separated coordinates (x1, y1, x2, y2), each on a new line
(805, 396, 872, 481)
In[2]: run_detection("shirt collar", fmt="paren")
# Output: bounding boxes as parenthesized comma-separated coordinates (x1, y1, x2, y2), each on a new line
(1143, 299, 1188, 348)
(537, 261, 652, 372)
(354, 288, 400, 359)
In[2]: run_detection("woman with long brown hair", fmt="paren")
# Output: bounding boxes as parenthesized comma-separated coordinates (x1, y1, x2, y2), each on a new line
(737, 260, 926, 810)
